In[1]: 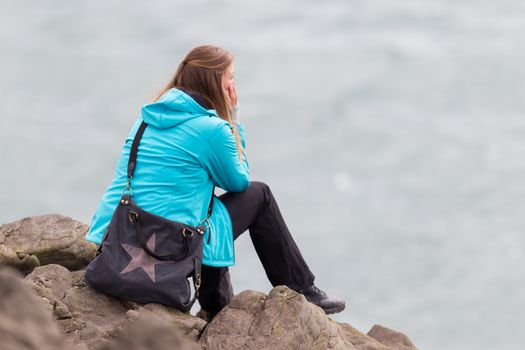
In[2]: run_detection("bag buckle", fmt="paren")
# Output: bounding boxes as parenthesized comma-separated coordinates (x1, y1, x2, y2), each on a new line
(121, 178, 133, 196)
(128, 211, 139, 223)
(196, 218, 210, 235)
(195, 273, 201, 289)
(182, 228, 194, 238)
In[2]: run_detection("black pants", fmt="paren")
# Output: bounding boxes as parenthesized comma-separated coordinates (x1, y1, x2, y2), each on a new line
(198, 181, 316, 315)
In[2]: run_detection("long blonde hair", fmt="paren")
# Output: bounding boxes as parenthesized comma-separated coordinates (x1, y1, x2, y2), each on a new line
(155, 45, 243, 162)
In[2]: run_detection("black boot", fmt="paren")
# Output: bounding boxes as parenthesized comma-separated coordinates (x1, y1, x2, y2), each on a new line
(301, 285, 346, 314)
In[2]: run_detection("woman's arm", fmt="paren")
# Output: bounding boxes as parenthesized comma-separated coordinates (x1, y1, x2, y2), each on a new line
(202, 122, 250, 192)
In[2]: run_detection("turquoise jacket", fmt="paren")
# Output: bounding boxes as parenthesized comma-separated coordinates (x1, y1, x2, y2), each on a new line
(85, 88, 250, 267)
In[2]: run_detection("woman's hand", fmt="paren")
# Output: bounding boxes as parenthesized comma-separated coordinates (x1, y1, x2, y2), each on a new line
(226, 80, 238, 109)
(226, 80, 239, 122)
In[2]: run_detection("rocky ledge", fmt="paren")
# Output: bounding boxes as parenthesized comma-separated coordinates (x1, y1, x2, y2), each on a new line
(0, 214, 418, 350)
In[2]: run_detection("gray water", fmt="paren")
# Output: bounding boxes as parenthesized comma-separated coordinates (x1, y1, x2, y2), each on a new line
(2, 1, 525, 348)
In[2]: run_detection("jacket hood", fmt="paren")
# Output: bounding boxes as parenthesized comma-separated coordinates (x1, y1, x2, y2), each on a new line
(141, 88, 218, 129)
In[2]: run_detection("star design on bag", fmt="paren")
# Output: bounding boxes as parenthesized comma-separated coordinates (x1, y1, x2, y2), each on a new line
(120, 233, 167, 283)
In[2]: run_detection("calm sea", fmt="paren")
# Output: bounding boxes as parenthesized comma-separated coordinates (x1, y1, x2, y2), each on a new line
(2, 1, 524, 348)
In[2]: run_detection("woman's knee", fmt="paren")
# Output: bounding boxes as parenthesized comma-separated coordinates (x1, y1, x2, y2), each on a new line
(248, 181, 271, 205)
(250, 181, 271, 195)
(250, 181, 270, 192)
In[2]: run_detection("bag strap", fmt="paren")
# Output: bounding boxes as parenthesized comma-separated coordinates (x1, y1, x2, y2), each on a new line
(125, 120, 208, 309)
(127, 121, 148, 179)
(129, 211, 192, 262)
(185, 256, 202, 307)
(130, 211, 201, 310)
(125, 121, 215, 222)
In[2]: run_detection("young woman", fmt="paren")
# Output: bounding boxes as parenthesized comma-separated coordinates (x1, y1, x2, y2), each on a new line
(86, 45, 345, 318)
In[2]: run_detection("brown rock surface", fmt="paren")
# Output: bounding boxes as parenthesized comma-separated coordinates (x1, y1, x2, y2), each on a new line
(367, 324, 418, 350)
(0, 214, 97, 273)
(0, 215, 419, 350)
(201, 285, 418, 350)
(0, 267, 83, 350)
(339, 323, 392, 350)
(96, 308, 201, 350)
(24, 264, 206, 349)
(20, 265, 418, 350)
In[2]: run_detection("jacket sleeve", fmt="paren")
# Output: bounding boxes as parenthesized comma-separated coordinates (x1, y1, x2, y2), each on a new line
(201, 122, 250, 192)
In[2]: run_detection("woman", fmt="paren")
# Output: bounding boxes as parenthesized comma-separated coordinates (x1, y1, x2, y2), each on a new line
(86, 45, 345, 318)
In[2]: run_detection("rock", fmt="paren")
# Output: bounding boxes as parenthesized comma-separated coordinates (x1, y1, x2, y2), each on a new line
(367, 325, 418, 350)
(201, 285, 356, 349)
(16, 265, 418, 350)
(200, 290, 268, 349)
(0, 214, 97, 273)
(0, 215, 418, 350)
(201, 286, 418, 350)
(338, 323, 391, 350)
(24, 264, 205, 349)
(0, 267, 84, 350)
(125, 304, 208, 342)
(97, 309, 201, 350)
(26, 265, 135, 349)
